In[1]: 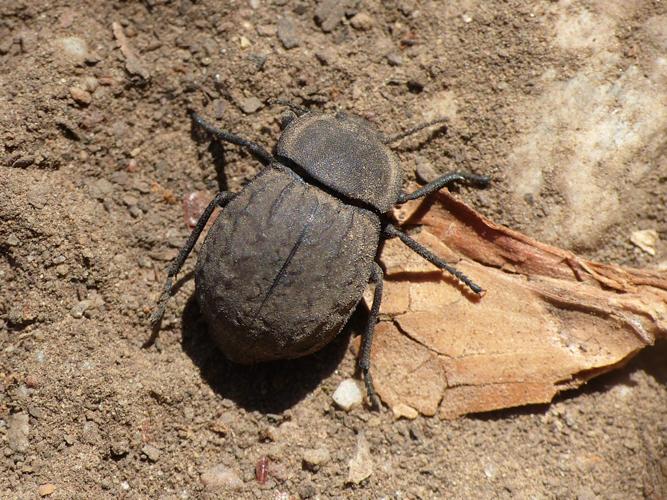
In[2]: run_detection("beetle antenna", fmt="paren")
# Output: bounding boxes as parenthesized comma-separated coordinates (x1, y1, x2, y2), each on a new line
(383, 117, 449, 145)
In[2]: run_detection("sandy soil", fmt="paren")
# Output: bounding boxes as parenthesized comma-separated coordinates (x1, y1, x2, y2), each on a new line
(1, 0, 666, 498)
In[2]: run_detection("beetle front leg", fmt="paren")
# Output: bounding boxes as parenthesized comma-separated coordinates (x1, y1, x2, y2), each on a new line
(397, 171, 490, 204)
(191, 112, 274, 165)
(358, 261, 384, 411)
(145, 191, 234, 347)
(384, 223, 484, 295)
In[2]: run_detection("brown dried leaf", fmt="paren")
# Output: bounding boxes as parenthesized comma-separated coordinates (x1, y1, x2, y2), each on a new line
(361, 192, 667, 418)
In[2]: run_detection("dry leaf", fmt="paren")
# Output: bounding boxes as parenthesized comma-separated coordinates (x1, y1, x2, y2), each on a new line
(347, 432, 373, 484)
(112, 22, 150, 80)
(360, 192, 667, 418)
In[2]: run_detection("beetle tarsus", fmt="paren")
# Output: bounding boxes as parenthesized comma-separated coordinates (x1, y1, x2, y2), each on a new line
(145, 191, 233, 348)
(384, 224, 484, 295)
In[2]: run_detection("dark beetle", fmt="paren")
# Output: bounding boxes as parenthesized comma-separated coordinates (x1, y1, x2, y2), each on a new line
(149, 102, 489, 408)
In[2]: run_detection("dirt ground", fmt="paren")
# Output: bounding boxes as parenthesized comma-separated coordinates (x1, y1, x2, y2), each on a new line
(2, 0, 667, 498)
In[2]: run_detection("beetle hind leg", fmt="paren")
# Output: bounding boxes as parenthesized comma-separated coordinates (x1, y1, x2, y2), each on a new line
(145, 191, 234, 347)
(358, 262, 384, 411)
(384, 223, 484, 296)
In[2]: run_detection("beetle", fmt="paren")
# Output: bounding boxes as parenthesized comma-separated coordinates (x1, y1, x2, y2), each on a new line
(149, 102, 489, 408)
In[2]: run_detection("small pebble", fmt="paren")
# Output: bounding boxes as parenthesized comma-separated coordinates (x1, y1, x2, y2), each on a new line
(70, 300, 91, 319)
(58, 36, 89, 62)
(70, 86, 92, 105)
(38, 484, 56, 497)
(122, 194, 138, 206)
(298, 482, 317, 498)
(82, 76, 99, 92)
(350, 12, 374, 31)
(255, 456, 269, 484)
(142, 444, 161, 462)
(332, 378, 363, 411)
(183, 191, 211, 229)
(277, 16, 300, 49)
(129, 205, 143, 218)
(386, 52, 403, 66)
(302, 447, 331, 471)
(6, 233, 19, 246)
(630, 229, 659, 256)
(81, 420, 100, 444)
(201, 464, 244, 491)
(415, 156, 438, 183)
(256, 25, 277, 37)
(7, 413, 30, 453)
(110, 439, 130, 457)
(392, 403, 418, 420)
(315, 0, 349, 33)
(315, 48, 335, 66)
(238, 96, 263, 114)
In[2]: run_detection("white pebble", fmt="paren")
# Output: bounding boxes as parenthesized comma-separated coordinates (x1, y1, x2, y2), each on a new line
(332, 378, 363, 411)
(58, 36, 89, 62)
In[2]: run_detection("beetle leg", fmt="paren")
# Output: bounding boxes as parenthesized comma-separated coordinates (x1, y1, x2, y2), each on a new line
(397, 171, 490, 204)
(191, 112, 274, 165)
(383, 117, 449, 145)
(268, 98, 309, 117)
(145, 191, 234, 347)
(358, 261, 384, 411)
(384, 224, 484, 295)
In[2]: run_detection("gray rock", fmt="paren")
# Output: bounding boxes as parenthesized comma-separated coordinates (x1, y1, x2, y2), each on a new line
(277, 16, 300, 49)
(7, 413, 29, 453)
(315, 0, 351, 33)
(386, 52, 403, 66)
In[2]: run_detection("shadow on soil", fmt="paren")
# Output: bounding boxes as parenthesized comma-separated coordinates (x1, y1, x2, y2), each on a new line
(180, 293, 357, 414)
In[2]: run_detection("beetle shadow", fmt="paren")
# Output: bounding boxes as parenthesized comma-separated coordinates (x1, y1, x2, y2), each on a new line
(179, 293, 353, 414)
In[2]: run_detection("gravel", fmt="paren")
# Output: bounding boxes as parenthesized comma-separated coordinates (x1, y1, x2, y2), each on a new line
(332, 378, 363, 411)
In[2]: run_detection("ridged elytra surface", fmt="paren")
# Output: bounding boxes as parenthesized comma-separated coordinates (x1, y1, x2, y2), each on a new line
(276, 112, 403, 213)
(195, 165, 381, 364)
